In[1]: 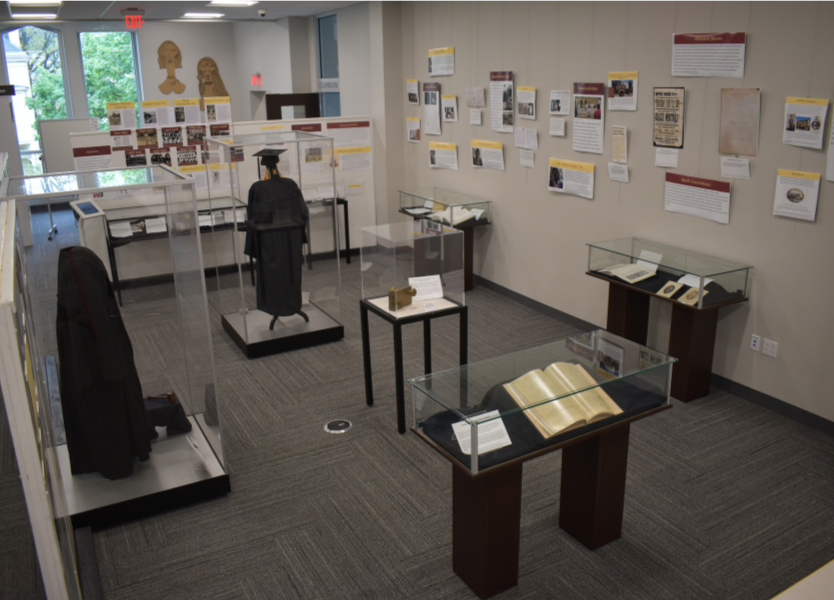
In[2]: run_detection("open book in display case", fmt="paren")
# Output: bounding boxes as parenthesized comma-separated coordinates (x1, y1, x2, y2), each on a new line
(410, 329, 674, 474)
(408, 329, 675, 598)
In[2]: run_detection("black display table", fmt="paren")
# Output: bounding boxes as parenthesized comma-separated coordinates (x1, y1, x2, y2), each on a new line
(360, 298, 468, 434)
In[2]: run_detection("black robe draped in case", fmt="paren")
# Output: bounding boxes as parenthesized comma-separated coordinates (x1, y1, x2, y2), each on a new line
(244, 176, 309, 317)
(56, 246, 151, 480)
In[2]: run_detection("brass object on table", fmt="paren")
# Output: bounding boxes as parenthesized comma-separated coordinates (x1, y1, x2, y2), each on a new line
(388, 285, 417, 310)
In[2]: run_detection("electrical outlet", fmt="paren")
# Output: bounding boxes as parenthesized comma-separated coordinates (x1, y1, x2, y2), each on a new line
(750, 335, 760, 352)
(762, 338, 778, 358)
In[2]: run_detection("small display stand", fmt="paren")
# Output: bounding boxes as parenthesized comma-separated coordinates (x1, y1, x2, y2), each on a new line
(0, 168, 230, 596)
(204, 131, 345, 358)
(399, 188, 492, 291)
(586, 237, 752, 402)
(410, 329, 675, 599)
(360, 221, 467, 433)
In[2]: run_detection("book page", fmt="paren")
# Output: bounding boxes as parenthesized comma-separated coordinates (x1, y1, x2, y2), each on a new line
(504, 370, 586, 436)
(545, 363, 622, 421)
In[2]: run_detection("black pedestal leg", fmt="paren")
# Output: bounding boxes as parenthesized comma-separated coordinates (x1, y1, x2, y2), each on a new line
(361, 303, 373, 407)
(343, 200, 351, 264)
(423, 319, 432, 374)
(394, 322, 405, 434)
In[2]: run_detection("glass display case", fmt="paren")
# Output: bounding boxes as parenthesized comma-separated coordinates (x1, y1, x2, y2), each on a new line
(204, 131, 344, 358)
(360, 220, 465, 317)
(410, 329, 675, 474)
(0, 168, 229, 538)
(587, 237, 752, 309)
(399, 187, 492, 226)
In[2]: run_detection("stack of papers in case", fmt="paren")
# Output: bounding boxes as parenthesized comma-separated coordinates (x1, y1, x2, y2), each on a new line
(431, 207, 475, 226)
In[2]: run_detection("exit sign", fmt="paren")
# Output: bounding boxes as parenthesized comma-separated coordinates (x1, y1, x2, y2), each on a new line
(125, 15, 144, 28)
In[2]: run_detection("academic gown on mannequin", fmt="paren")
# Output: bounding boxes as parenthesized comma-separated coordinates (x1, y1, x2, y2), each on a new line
(244, 176, 309, 317)
(56, 247, 151, 480)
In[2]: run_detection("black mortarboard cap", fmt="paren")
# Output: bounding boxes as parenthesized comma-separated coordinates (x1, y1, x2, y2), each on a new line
(253, 148, 288, 157)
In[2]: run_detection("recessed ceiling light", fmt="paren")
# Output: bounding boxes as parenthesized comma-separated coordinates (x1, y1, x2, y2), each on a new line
(9, 1, 62, 5)
(11, 13, 58, 19)
(183, 12, 224, 19)
(208, 1, 258, 6)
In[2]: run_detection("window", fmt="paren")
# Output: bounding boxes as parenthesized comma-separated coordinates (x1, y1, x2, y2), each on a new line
(317, 15, 340, 117)
(78, 31, 140, 129)
(2, 26, 68, 175)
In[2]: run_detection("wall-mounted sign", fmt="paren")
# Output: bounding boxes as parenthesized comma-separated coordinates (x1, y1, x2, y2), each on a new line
(0, 85, 16, 96)
(318, 78, 340, 93)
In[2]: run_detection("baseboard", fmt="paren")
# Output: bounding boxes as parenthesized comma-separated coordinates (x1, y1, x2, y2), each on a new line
(74, 527, 104, 600)
(711, 374, 834, 437)
(475, 274, 834, 437)
(473, 275, 598, 332)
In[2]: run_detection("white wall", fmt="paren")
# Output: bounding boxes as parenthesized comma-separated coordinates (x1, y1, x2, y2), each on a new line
(389, 2, 834, 423)
(231, 21, 293, 121)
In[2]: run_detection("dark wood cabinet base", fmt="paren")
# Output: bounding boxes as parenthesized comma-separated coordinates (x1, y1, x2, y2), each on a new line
(452, 463, 522, 599)
(606, 284, 650, 345)
(559, 423, 630, 549)
(669, 305, 719, 402)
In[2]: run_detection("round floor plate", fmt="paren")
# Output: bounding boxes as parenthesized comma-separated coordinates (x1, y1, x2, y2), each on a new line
(324, 419, 352, 434)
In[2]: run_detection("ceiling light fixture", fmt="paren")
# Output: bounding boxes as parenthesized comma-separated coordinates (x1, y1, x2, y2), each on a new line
(11, 13, 58, 19)
(183, 12, 225, 18)
(9, 1, 62, 5)
(208, 1, 258, 6)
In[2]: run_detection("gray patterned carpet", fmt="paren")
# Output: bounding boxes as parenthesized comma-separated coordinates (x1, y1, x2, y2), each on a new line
(2, 208, 834, 599)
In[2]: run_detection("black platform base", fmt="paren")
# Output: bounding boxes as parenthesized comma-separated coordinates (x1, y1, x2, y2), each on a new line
(222, 304, 344, 358)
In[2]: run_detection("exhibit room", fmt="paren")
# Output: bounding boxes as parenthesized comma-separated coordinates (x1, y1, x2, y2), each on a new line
(0, 2, 833, 599)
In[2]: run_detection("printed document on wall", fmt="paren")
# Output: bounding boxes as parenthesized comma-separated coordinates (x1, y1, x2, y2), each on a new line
(517, 87, 536, 120)
(514, 127, 538, 150)
(664, 173, 730, 224)
(719, 88, 760, 156)
(548, 158, 595, 199)
(106, 101, 137, 130)
(573, 83, 605, 154)
(141, 100, 174, 127)
(653, 87, 685, 148)
(429, 142, 458, 171)
(783, 97, 828, 150)
(173, 98, 202, 125)
(549, 90, 570, 115)
(773, 169, 820, 222)
(428, 47, 454, 76)
(423, 83, 441, 135)
(466, 87, 486, 108)
(607, 72, 638, 111)
(441, 95, 458, 122)
(549, 118, 566, 137)
(406, 118, 421, 143)
(490, 71, 514, 133)
(471, 139, 504, 171)
(204, 96, 232, 124)
(672, 32, 746, 78)
(612, 126, 627, 164)
(406, 79, 420, 105)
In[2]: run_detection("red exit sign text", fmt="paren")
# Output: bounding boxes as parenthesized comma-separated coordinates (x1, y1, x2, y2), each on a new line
(125, 15, 144, 28)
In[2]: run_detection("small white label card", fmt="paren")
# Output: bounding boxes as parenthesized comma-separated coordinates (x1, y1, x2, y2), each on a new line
(470, 109, 482, 125)
(451, 410, 512, 455)
(608, 162, 629, 183)
(409, 274, 443, 301)
(550, 118, 566, 137)
(720, 156, 750, 179)
(520, 150, 535, 168)
(655, 148, 679, 168)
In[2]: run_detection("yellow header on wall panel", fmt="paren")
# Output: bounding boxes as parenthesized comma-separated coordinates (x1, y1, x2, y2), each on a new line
(428, 46, 454, 56)
(179, 165, 204, 174)
(406, 79, 418, 83)
(204, 96, 230, 104)
(406, 117, 420, 122)
(786, 97, 828, 106)
(334, 146, 372, 155)
(441, 94, 456, 99)
(777, 169, 820, 180)
(208, 163, 236, 170)
(141, 99, 169, 108)
(471, 139, 502, 150)
(259, 124, 285, 130)
(173, 98, 200, 107)
(608, 71, 638, 79)
(429, 142, 456, 151)
(549, 157, 595, 173)
(106, 101, 134, 109)
(517, 86, 535, 92)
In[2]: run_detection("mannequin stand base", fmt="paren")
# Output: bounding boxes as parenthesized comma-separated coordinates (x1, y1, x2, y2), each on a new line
(223, 306, 343, 358)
